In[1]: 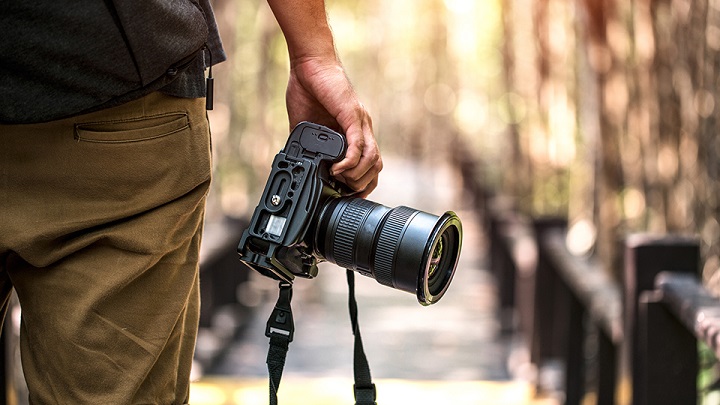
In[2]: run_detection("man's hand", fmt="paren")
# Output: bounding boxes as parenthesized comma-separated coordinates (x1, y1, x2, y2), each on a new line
(286, 56, 382, 197)
(266, 0, 382, 198)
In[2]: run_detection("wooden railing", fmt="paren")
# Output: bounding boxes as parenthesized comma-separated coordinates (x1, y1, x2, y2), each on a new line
(484, 206, 712, 405)
(456, 144, 716, 405)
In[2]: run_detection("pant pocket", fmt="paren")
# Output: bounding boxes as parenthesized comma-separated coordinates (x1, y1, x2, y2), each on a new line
(74, 112, 189, 143)
(65, 105, 211, 225)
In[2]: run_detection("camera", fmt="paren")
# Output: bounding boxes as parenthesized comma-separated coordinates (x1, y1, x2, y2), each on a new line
(237, 122, 463, 305)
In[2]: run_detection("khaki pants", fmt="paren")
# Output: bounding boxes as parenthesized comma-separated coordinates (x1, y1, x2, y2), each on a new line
(0, 92, 212, 404)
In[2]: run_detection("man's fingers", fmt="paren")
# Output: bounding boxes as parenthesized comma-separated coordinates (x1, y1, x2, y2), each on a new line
(332, 150, 383, 196)
(331, 135, 364, 176)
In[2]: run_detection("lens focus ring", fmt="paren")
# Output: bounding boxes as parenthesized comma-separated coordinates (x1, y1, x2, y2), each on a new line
(332, 199, 375, 269)
(374, 206, 415, 288)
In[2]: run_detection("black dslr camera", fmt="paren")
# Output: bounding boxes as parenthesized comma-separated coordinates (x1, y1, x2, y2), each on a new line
(237, 122, 462, 305)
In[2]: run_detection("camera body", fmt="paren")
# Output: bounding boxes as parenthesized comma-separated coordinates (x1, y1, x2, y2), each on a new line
(238, 122, 462, 305)
(237, 121, 349, 283)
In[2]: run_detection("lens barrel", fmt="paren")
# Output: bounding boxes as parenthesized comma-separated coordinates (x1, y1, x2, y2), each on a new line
(315, 197, 462, 305)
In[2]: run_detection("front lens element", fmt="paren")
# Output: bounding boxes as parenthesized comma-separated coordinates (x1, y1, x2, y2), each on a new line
(428, 237, 443, 279)
(419, 213, 462, 304)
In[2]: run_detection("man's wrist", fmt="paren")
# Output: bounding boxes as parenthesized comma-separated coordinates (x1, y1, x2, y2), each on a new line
(287, 39, 337, 66)
(266, 0, 337, 64)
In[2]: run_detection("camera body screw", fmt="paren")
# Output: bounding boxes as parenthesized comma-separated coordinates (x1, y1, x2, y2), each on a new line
(271, 195, 282, 206)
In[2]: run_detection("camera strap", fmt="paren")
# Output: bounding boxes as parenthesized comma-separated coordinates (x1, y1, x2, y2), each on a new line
(346, 270, 378, 405)
(264, 271, 377, 405)
(265, 282, 294, 405)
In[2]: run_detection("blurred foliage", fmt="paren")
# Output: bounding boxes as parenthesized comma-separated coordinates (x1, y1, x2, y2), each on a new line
(699, 343, 720, 404)
(206, 0, 509, 220)
(207, 0, 720, 287)
(494, 0, 720, 288)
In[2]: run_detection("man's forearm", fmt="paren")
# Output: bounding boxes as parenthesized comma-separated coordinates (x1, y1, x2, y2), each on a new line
(266, 0, 337, 62)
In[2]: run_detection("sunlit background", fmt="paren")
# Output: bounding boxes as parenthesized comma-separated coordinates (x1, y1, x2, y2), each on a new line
(190, 0, 720, 403)
(207, 0, 720, 278)
(204, 0, 505, 220)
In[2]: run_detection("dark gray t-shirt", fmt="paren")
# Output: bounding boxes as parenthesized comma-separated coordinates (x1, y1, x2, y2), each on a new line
(161, 0, 226, 99)
(0, 0, 226, 124)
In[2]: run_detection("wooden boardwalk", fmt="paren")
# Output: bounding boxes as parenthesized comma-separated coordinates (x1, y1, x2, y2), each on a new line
(190, 378, 556, 405)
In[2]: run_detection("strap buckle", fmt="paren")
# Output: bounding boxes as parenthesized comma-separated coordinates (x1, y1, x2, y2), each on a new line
(353, 383, 377, 405)
(265, 282, 294, 342)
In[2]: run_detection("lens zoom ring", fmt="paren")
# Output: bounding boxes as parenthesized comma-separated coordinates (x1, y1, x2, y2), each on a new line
(374, 206, 414, 288)
(333, 199, 374, 269)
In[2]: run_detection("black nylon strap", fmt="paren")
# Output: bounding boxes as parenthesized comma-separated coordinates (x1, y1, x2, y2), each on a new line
(265, 283, 294, 405)
(263, 274, 377, 405)
(347, 270, 377, 405)
(267, 336, 289, 405)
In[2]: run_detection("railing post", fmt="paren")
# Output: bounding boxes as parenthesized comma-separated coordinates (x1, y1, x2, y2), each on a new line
(0, 319, 6, 405)
(623, 235, 699, 405)
(596, 328, 617, 405)
(638, 290, 697, 405)
(531, 218, 568, 396)
(487, 205, 516, 332)
(564, 291, 585, 405)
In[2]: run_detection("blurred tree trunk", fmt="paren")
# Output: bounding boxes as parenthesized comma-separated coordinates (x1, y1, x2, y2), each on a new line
(583, 0, 626, 277)
(499, 0, 720, 282)
(700, 1, 720, 290)
(499, 0, 532, 204)
(578, 0, 720, 283)
(498, 0, 536, 208)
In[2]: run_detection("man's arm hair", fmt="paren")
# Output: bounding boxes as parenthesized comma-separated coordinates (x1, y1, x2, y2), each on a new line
(265, 0, 338, 64)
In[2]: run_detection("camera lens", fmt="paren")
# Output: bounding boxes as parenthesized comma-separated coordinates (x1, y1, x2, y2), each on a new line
(315, 197, 462, 305)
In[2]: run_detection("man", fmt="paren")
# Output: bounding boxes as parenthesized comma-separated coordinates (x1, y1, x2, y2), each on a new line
(0, 0, 382, 403)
